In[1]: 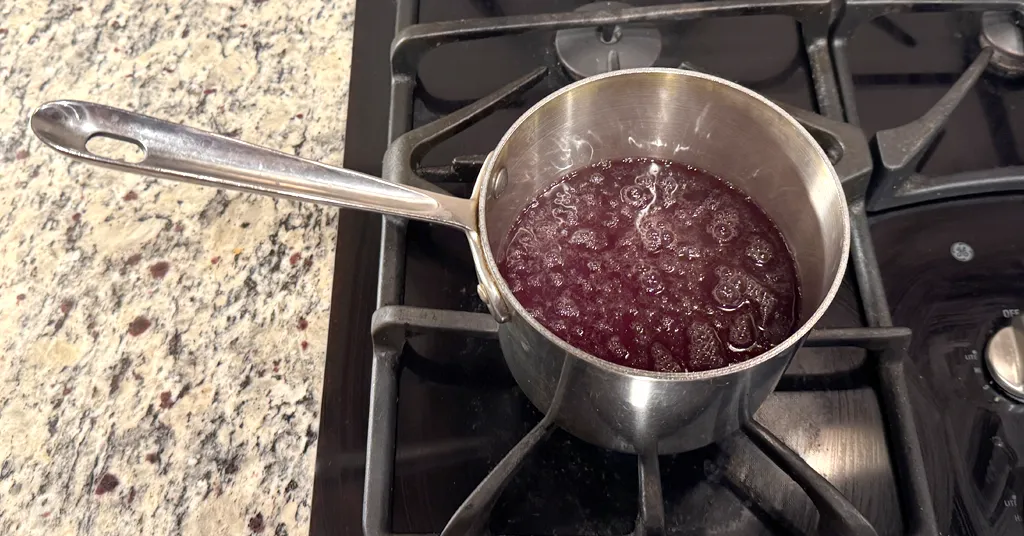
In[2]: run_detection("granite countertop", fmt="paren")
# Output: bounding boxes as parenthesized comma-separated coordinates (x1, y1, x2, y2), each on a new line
(0, 1, 354, 534)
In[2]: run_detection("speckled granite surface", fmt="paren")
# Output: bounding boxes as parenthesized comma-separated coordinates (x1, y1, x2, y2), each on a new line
(0, 1, 354, 534)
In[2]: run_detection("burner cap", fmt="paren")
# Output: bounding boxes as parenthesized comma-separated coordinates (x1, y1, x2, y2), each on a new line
(980, 11, 1024, 78)
(554, 1, 662, 80)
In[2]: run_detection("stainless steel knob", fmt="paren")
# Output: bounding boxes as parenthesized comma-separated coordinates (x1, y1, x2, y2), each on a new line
(986, 315, 1024, 402)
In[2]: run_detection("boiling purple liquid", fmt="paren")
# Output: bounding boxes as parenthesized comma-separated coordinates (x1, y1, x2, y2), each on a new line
(497, 157, 801, 373)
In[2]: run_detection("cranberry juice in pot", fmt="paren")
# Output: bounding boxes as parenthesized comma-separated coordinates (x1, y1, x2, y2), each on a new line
(497, 156, 802, 374)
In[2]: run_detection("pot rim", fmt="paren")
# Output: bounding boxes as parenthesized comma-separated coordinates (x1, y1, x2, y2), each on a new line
(477, 67, 851, 381)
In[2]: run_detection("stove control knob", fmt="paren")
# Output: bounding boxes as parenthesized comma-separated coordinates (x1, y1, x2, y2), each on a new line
(986, 315, 1024, 402)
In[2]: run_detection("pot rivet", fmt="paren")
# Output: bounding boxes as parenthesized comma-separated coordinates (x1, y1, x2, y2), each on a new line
(492, 168, 508, 199)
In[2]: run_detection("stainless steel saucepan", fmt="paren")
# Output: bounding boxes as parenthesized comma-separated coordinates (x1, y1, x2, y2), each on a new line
(31, 68, 850, 454)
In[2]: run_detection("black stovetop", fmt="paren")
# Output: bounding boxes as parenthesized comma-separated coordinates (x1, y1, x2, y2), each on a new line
(311, 2, 1024, 535)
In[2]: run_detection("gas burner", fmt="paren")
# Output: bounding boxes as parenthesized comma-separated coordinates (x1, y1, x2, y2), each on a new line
(980, 11, 1024, 78)
(554, 1, 661, 79)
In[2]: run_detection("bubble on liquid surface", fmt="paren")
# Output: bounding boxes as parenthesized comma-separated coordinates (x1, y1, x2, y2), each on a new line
(688, 322, 725, 371)
(510, 227, 537, 250)
(497, 157, 801, 372)
(707, 208, 739, 243)
(541, 250, 564, 269)
(631, 321, 652, 346)
(746, 238, 773, 266)
(677, 244, 702, 260)
(551, 207, 578, 227)
(728, 313, 756, 351)
(504, 247, 528, 273)
(639, 267, 665, 295)
(651, 342, 682, 373)
(553, 189, 577, 208)
(712, 280, 744, 311)
(746, 281, 778, 325)
(639, 217, 675, 252)
(569, 228, 608, 251)
(554, 296, 579, 318)
(635, 172, 656, 189)
(608, 336, 629, 361)
(659, 176, 679, 207)
(621, 184, 652, 208)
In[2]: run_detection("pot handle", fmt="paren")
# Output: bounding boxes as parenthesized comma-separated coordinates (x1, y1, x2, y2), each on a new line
(31, 100, 514, 323)
(30, 100, 476, 233)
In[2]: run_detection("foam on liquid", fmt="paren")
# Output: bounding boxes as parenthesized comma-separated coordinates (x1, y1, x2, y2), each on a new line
(497, 157, 801, 373)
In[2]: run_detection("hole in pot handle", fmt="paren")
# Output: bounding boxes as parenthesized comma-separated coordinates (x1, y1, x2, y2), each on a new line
(85, 134, 146, 163)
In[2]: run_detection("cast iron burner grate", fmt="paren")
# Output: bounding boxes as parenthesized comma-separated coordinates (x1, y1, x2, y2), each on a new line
(357, 1, 1024, 536)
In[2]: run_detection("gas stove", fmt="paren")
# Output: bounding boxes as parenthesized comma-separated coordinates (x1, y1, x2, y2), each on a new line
(311, 2, 1024, 536)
